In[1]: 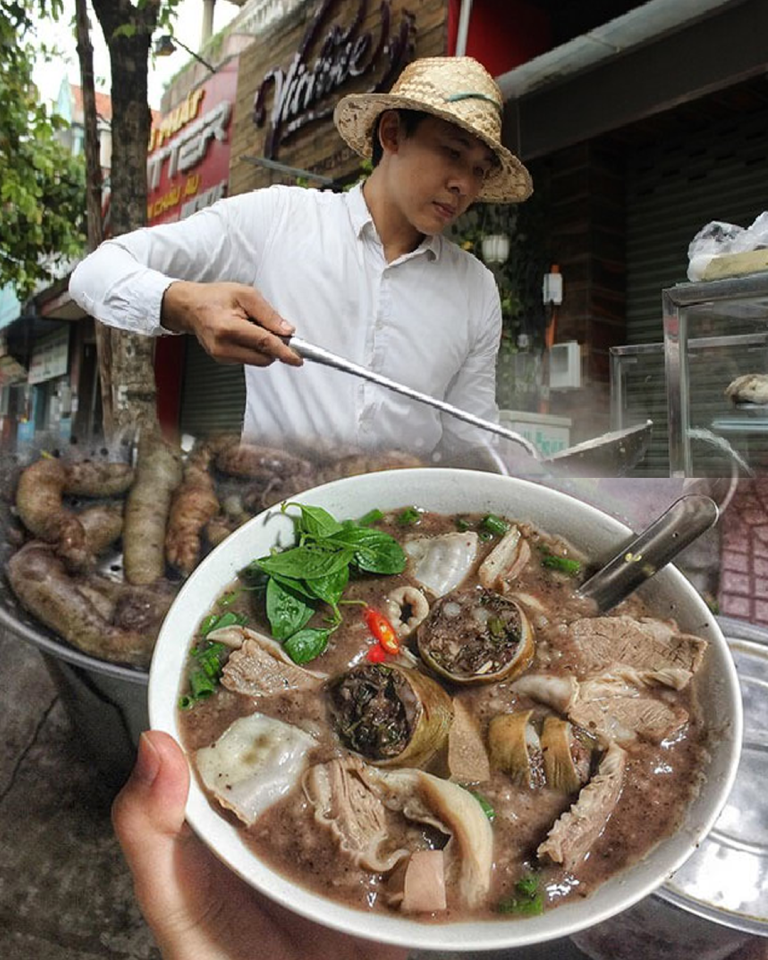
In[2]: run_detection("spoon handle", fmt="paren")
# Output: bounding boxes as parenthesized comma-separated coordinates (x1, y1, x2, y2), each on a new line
(578, 494, 719, 613)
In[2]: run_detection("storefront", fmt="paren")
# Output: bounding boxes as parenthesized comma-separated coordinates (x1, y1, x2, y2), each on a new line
(496, 0, 768, 470)
(147, 57, 240, 437)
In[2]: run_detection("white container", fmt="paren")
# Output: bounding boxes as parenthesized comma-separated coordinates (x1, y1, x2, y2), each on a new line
(499, 409, 571, 457)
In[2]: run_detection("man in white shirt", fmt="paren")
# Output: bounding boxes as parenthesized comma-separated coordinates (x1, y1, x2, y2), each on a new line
(69, 56, 532, 458)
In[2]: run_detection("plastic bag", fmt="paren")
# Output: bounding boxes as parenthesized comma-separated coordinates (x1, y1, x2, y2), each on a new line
(687, 213, 768, 281)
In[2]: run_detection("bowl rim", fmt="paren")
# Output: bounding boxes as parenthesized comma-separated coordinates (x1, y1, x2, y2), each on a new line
(148, 468, 743, 951)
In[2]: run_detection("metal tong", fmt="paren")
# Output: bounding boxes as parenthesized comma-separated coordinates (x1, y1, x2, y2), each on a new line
(286, 335, 652, 475)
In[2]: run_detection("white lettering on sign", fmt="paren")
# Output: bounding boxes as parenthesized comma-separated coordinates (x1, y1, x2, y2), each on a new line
(180, 180, 228, 219)
(147, 101, 232, 191)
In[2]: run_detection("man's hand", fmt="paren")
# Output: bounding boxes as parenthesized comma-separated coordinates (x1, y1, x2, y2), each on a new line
(112, 731, 408, 960)
(161, 280, 303, 368)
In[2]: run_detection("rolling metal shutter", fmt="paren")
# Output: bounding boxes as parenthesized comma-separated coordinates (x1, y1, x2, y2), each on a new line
(622, 107, 768, 475)
(179, 337, 246, 437)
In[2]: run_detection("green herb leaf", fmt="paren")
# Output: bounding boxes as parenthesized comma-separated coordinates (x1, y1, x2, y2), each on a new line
(331, 527, 407, 574)
(266, 577, 315, 640)
(284, 502, 343, 539)
(455, 516, 472, 532)
(304, 564, 350, 607)
(284, 627, 330, 664)
(541, 553, 581, 576)
(256, 543, 355, 580)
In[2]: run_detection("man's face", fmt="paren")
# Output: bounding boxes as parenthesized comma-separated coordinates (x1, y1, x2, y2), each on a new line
(382, 113, 498, 235)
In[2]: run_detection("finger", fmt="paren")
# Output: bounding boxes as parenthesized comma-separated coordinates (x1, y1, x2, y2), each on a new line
(229, 320, 304, 366)
(111, 731, 191, 903)
(236, 287, 295, 337)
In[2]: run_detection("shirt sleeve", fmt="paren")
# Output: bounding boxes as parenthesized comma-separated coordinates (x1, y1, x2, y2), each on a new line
(68, 189, 279, 337)
(439, 266, 502, 456)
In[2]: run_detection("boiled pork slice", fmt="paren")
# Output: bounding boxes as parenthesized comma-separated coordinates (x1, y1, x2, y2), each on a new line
(569, 675, 689, 745)
(569, 616, 707, 686)
(538, 741, 627, 870)
(513, 671, 689, 745)
(219, 627, 326, 697)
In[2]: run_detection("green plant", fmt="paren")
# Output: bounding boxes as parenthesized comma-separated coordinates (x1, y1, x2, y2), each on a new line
(449, 189, 551, 349)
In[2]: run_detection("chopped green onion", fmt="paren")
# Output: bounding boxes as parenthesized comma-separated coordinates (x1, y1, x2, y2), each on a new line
(455, 517, 472, 532)
(478, 529, 494, 542)
(200, 610, 248, 637)
(358, 508, 384, 527)
(396, 506, 421, 526)
(541, 553, 581, 576)
(497, 874, 544, 916)
(189, 670, 216, 700)
(468, 790, 495, 821)
(218, 590, 241, 607)
(482, 513, 509, 536)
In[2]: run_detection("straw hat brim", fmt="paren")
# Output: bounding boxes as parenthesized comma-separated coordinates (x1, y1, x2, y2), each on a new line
(334, 92, 533, 204)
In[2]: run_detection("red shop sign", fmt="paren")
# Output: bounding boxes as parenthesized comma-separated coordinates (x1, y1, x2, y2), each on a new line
(147, 62, 238, 225)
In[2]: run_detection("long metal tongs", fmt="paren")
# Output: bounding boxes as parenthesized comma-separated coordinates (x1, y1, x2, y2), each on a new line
(287, 335, 540, 458)
(286, 335, 652, 474)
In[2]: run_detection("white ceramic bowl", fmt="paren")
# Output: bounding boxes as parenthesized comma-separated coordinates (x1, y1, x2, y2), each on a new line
(148, 469, 743, 952)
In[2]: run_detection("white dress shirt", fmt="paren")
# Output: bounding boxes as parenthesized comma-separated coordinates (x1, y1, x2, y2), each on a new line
(69, 183, 502, 456)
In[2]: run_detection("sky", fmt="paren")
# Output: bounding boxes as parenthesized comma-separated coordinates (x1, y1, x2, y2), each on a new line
(31, 0, 240, 111)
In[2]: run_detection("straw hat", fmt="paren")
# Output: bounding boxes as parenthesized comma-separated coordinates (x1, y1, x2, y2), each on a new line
(334, 56, 532, 204)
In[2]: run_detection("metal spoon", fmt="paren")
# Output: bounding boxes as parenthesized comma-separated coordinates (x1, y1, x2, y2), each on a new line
(578, 494, 719, 613)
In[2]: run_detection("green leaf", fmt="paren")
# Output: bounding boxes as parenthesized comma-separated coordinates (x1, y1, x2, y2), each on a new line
(256, 543, 355, 580)
(266, 577, 315, 640)
(284, 502, 343, 539)
(112, 23, 137, 40)
(303, 564, 349, 607)
(330, 527, 407, 574)
(283, 627, 330, 664)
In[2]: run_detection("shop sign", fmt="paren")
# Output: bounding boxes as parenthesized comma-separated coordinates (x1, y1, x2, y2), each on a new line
(147, 66, 237, 225)
(28, 327, 69, 385)
(253, 0, 415, 159)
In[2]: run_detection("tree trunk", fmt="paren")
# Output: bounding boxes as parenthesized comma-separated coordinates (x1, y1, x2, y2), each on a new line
(90, 0, 162, 438)
(74, 0, 113, 436)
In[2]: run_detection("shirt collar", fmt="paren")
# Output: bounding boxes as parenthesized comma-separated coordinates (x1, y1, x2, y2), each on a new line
(347, 182, 442, 262)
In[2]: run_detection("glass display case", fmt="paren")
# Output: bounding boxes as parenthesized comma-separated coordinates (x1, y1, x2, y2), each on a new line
(610, 274, 768, 477)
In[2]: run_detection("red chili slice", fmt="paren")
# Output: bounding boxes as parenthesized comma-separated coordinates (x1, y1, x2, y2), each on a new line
(364, 607, 400, 654)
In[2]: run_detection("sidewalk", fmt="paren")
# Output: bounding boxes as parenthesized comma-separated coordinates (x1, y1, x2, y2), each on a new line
(0, 626, 158, 960)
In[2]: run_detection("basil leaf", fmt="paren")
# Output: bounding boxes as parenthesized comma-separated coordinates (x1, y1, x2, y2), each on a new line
(270, 572, 316, 600)
(284, 502, 343, 539)
(200, 611, 247, 637)
(266, 577, 315, 640)
(256, 543, 355, 579)
(330, 527, 407, 574)
(284, 627, 330, 664)
(304, 564, 349, 606)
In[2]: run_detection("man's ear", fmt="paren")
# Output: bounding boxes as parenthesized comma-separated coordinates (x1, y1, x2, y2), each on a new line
(377, 110, 402, 155)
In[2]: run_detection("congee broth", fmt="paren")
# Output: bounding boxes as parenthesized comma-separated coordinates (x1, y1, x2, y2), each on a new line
(178, 503, 710, 921)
